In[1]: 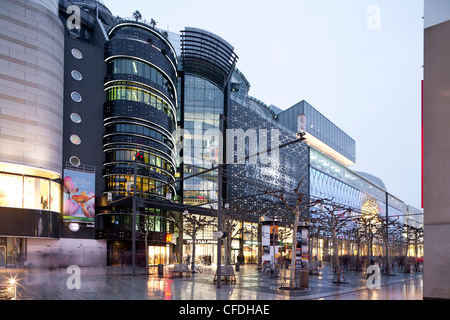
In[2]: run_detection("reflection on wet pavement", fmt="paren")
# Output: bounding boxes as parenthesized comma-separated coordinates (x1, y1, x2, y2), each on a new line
(0, 264, 423, 300)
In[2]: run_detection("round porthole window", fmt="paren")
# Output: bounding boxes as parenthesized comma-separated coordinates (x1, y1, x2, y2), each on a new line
(70, 134, 81, 145)
(68, 222, 80, 232)
(71, 70, 83, 81)
(70, 113, 82, 124)
(71, 48, 83, 59)
(71, 91, 82, 102)
(69, 156, 81, 167)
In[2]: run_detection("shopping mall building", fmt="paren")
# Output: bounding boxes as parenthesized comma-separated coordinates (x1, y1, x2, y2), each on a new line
(0, 0, 422, 268)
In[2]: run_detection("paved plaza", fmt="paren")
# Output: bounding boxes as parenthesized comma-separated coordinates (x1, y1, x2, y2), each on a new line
(0, 263, 423, 301)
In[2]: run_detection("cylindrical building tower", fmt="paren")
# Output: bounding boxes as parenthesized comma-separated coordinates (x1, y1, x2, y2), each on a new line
(98, 20, 178, 266)
(0, 0, 64, 262)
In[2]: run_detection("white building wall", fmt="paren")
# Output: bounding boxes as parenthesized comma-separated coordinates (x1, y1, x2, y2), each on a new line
(0, 0, 64, 176)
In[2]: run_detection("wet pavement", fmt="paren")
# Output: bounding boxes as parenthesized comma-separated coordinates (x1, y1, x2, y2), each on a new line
(0, 263, 423, 300)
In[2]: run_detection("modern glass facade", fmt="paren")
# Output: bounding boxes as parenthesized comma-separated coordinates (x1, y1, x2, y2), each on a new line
(96, 20, 179, 265)
(179, 27, 238, 211)
(277, 100, 356, 164)
(182, 75, 224, 207)
(102, 21, 177, 200)
(23, 0, 420, 269)
(310, 147, 405, 220)
(226, 94, 310, 217)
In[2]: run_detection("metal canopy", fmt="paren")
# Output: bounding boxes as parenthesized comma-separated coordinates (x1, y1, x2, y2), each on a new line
(99, 195, 216, 216)
(181, 27, 238, 91)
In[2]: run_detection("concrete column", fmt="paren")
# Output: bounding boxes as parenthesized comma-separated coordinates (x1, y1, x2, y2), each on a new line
(423, 0, 450, 300)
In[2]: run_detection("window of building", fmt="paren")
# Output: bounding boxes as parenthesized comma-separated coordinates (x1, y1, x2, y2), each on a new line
(0, 173, 23, 208)
(69, 156, 81, 167)
(71, 70, 83, 81)
(105, 86, 175, 121)
(70, 134, 81, 145)
(70, 113, 82, 123)
(0, 173, 61, 213)
(71, 48, 83, 59)
(71, 91, 82, 102)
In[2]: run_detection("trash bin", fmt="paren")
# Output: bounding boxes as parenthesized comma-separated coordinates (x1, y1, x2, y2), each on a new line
(235, 262, 240, 272)
(158, 264, 164, 275)
(297, 269, 309, 288)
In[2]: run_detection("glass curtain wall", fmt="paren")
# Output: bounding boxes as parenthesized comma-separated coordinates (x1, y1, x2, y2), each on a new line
(309, 147, 413, 264)
(182, 75, 224, 207)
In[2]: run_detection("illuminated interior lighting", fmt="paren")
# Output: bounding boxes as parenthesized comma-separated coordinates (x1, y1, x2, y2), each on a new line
(0, 162, 61, 180)
(303, 132, 354, 167)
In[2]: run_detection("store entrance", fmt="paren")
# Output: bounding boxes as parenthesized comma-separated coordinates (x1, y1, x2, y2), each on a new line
(0, 246, 6, 268)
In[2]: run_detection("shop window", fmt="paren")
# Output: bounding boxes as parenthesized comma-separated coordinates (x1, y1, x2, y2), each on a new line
(39, 179, 50, 210)
(0, 174, 23, 208)
(50, 181, 61, 212)
(23, 176, 40, 210)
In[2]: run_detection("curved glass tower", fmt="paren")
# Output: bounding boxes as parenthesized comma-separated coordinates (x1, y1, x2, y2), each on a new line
(99, 21, 179, 265)
(103, 21, 178, 200)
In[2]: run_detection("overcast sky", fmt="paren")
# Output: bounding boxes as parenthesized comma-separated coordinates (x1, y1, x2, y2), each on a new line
(104, 0, 424, 209)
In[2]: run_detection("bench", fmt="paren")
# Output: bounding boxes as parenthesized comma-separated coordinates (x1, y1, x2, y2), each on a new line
(169, 264, 191, 278)
(214, 265, 236, 282)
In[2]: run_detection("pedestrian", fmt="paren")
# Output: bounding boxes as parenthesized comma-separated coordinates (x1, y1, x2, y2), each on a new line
(186, 253, 191, 266)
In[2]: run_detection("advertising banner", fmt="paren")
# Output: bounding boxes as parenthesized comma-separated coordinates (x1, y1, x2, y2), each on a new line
(63, 169, 95, 222)
(296, 225, 309, 267)
(261, 225, 271, 262)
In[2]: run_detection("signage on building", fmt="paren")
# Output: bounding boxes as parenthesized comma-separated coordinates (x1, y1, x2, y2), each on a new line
(184, 239, 218, 245)
(63, 169, 95, 222)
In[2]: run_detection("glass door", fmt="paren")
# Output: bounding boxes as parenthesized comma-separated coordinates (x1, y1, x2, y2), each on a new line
(0, 246, 6, 268)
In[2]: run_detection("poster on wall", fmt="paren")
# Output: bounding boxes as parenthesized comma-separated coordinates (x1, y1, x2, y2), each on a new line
(301, 228, 309, 262)
(63, 169, 95, 222)
(261, 225, 271, 262)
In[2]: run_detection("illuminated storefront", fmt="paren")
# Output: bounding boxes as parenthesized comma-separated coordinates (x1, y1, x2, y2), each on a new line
(242, 222, 259, 264)
(148, 245, 171, 265)
(0, 166, 62, 267)
(0, 172, 61, 213)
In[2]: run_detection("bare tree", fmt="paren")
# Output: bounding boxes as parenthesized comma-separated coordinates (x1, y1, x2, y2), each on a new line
(405, 225, 423, 271)
(221, 212, 241, 265)
(360, 210, 379, 263)
(265, 178, 322, 289)
(310, 202, 352, 283)
(220, 202, 261, 265)
(136, 213, 155, 271)
(183, 211, 215, 271)
(372, 215, 400, 275)
(168, 211, 184, 264)
(345, 220, 366, 271)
